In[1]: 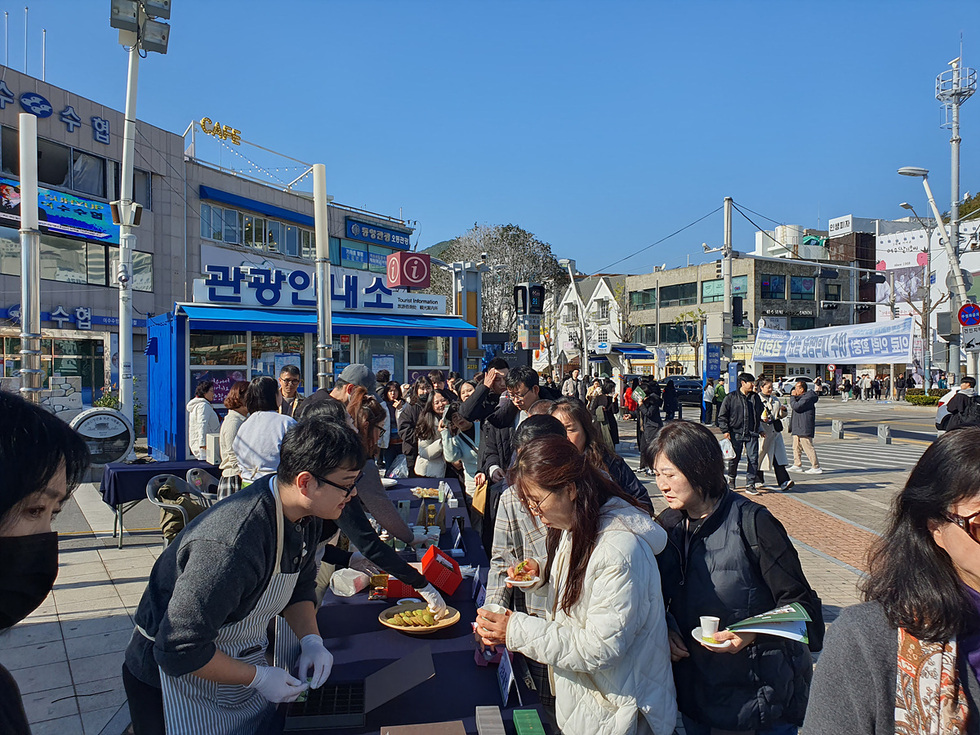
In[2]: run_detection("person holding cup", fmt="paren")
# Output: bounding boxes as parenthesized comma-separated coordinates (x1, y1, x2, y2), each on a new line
(476, 435, 676, 735)
(649, 421, 821, 735)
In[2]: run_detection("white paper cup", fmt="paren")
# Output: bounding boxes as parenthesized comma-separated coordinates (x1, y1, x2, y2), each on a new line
(481, 603, 507, 616)
(700, 616, 720, 639)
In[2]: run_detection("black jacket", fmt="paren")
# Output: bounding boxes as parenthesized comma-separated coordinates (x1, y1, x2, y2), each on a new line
(637, 395, 663, 440)
(718, 390, 764, 439)
(397, 402, 424, 465)
(946, 388, 979, 431)
(657, 492, 817, 730)
(459, 382, 504, 423)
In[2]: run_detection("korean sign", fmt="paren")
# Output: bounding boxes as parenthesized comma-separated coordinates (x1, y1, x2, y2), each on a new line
(751, 317, 914, 364)
(345, 218, 411, 249)
(0, 176, 120, 244)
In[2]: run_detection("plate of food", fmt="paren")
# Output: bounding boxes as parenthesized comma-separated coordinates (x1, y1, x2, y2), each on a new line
(379, 601, 460, 635)
(411, 486, 441, 499)
(508, 560, 540, 588)
(381, 477, 399, 489)
(691, 626, 732, 650)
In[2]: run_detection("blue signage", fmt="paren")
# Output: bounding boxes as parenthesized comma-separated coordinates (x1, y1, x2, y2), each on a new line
(19, 92, 53, 118)
(341, 246, 367, 265)
(346, 218, 411, 249)
(0, 175, 120, 243)
(705, 344, 721, 382)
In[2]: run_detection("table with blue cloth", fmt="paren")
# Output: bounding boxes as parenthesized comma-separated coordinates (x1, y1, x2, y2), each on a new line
(99, 459, 218, 548)
(296, 477, 554, 735)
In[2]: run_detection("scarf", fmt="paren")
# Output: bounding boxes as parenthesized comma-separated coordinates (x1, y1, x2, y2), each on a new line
(895, 627, 969, 735)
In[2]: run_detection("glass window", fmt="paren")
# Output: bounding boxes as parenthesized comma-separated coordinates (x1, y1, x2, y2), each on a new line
(210, 206, 223, 240)
(36, 139, 70, 188)
(597, 328, 608, 342)
(134, 169, 151, 210)
(660, 322, 694, 344)
(408, 336, 449, 368)
(242, 215, 255, 248)
(253, 218, 266, 250)
(301, 230, 313, 260)
(761, 274, 786, 300)
(223, 208, 239, 244)
(200, 203, 212, 240)
(790, 317, 815, 330)
(133, 251, 153, 292)
(1, 126, 17, 175)
(635, 324, 657, 343)
(87, 242, 107, 285)
(329, 236, 341, 265)
(341, 239, 368, 270)
(71, 151, 106, 198)
(267, 220, 282, 253)
(790, 276, 815, 301)
(190, 332, 247, 366)
(40, 234, 86, 283)
(251, 333, 305, 385)
(284, 224, 299, 257)
(368, 244, 389, 273)
(358, 335, 405, 383)
(659, 282, 697, 307)
(824, 283, 841, 301)
(630, 288, 656, 310)
(0, 226, 19, 276)
(701, 275, 748, 303)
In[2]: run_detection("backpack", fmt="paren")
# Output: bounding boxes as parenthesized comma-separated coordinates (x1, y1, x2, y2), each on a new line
(740, 502, 824, 652)
(956, 395, 980, 429)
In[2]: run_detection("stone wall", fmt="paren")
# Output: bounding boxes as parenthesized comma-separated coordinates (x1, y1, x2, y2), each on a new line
(1, 375, 84, 422)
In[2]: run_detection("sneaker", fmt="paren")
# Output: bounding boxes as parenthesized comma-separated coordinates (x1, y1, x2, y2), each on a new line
(787, 465, 804, 473)
(779, 480, 795, 491)
(805, 467, 824, 475)
(728, 479, 737, 493)
(744, 484, 761, 496)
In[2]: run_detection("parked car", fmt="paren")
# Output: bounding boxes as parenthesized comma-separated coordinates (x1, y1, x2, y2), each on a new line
(671, 378, 705, 407)
(775, 376, 817, 397)
(936, 388, 958, 431)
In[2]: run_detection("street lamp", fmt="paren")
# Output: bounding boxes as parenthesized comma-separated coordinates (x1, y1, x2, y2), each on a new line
(900, 201, 936, 389)
(558, 258, 590, 376)
(109, 0, 171, 446)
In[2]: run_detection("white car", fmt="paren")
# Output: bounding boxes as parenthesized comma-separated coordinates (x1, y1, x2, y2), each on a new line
(936, 388, 958, 431)
(776, 376, 817, 397)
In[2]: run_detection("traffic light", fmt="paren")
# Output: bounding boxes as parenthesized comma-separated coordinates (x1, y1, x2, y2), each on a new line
(855, 303, 873, 312)
(513, 285, 528, 315)
(860, 273, 887, 285)
(715, 260, 722, 279)
(528, 284, 545, 314)
(732, 296, 744, 327)
(820, 301, 839, 310)
(817, 269, 839, 280)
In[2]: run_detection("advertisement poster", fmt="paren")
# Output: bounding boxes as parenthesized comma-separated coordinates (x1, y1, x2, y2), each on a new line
(0, 175, 120, 243)
(191, 369, 248, 404)
(372, 354, 395, 378)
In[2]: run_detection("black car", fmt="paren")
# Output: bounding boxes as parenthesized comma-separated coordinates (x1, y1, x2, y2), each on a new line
(670, 378, 705, 407)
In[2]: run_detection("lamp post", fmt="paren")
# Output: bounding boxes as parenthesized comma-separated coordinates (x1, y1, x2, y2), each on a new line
(899, 202, 938, 389)
(109, 0, 171, 440)
(559, 258, 590, 376)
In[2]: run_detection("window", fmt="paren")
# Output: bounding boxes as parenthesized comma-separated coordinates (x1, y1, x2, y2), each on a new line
(595, 300, 609, 320)
(630, 288, 657, 311)
(790, 276, 815, 301)
(563, 303, 578, 323)
(761, 274, 786, 300)
(107, 245, 154, 292)
(408, 336, 450, 368)
(701, 275, 748, 303)
(635, 324, 658, 343)
(597, 328, 608, 342)
(40, 236, 87, 284)
(71, 151, 106, 198)
(200, 202, 315, 257)
(190, 332, 247, 366)
(302, 230, 314, 259)
(284, 224, 299, 257)
(37, 138, 71, 189)
(790, 317, 815, 330)
(660, 322, 694, 344)
(267, 220, 282, 253)
(86, 242, 107, 286)
(251, 334, 304, 377)
(223, 209, 240, 244)
(824, 283, 841, 301)
(659, 282, 697, 307)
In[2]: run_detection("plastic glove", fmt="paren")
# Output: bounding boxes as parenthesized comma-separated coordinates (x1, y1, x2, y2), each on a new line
(297, 634, 334, 688)
(246, 665, 308, 703)
(349, 551, 382, 576)
(417, 582, 449, 620)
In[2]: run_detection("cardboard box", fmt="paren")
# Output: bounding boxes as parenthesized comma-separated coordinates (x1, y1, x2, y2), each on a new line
(386, 563, 424, 600)
(421, 545, 463, 595)
(381, 721, 466, 735)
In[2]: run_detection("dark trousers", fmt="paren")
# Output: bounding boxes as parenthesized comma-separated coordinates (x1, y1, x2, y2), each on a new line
(702, 400, 713, 423)
(712, 399, 722, 425)
(757, 459, 791, 487)
(728, 434, 759, 487)
(123, 663, 165, 735)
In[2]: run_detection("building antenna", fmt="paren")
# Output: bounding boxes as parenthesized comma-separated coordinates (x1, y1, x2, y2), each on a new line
(41, 28, 44, 81)
(23, 6, 27, 75)
(4, 12, 8, 68)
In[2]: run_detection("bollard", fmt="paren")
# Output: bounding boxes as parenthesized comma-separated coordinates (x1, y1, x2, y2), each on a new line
(877, 423, 891, 445)
(831, 419, 844, 439)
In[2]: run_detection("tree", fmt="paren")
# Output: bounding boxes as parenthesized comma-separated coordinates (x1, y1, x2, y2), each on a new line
(612, 281, 635, 343)
(674, 308, 707, 377)
(424, 223, 569, 336)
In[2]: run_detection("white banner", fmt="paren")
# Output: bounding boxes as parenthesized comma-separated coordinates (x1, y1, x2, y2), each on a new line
(752, 317, 915, 364)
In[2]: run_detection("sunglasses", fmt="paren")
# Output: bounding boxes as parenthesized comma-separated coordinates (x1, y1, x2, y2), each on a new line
(943, 509, 980, 543)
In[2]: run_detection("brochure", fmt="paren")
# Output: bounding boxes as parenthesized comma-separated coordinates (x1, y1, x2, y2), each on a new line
(725, 602, 811, 644)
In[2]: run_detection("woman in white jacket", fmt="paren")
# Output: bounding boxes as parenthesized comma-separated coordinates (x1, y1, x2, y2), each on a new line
(477, 435, 677, 735)
(413, 389, 452, 478)
(186, 380, 220, 460)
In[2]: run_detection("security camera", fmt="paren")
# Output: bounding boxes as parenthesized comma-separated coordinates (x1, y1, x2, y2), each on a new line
(117, 265, 130, 285)
(481, 252, 488, 261)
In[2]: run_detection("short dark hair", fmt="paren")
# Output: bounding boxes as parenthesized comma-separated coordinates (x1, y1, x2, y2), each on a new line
(427, 370, 445, 384)
(644, 421, 727, 503)
(795, 379, 808, 391)
(223, 380, 249, 410)
(737, 372, 755, 386)
(299, 395, 349, 424)
(245, 376, 279, 413)
(512, 414, 566, 450)
(0, 392, 89, 530)
(864, 427, 980, 641)
(194, 380, 213, 399)
(486, 357, 509, 371)
(277, 417, 365, 485)
(383, 380, 402, 403)
(375, 369, 391, 384)
(279, 364, 301, 379)
(506, 365, 539, 391)
(962, 376, 977, 389)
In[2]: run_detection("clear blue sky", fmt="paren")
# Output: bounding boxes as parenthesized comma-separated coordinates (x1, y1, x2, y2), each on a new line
(6, 0, 979, 275)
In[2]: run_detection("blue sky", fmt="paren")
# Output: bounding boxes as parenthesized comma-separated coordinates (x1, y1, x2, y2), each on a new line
(6, 0, 979, 275)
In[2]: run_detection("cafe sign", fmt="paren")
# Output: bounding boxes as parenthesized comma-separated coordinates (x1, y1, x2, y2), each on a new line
(200, 117, 241, 145)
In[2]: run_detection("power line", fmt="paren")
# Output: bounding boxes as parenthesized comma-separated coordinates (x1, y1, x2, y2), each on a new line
(730, 202, 793, 255)
(594, 206, 722, 273)
(732, 201, 787, 228)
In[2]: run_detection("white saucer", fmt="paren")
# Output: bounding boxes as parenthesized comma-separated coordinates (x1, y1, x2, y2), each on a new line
(692, 626, 732, 650)
(508, 576, 540, 588)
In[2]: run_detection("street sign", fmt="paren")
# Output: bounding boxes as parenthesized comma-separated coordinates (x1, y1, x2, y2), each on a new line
(959, 303, 980, 327)
(706, 344, 721, 379)
(596, 341, 611, 354)
(827, 363, 836, 372)
(963, 323, 980, 352)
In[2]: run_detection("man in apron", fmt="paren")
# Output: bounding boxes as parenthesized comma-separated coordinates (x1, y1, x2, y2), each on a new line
(122, 418, 364, 735)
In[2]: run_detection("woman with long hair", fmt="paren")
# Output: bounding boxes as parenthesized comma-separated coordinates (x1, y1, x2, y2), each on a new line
(380, 380, 405, 470)
(397, 376, 433, 477)
(476, 435, 676, 735)
(217, 380, 249, 497)
(413, 388, 454, 478)
(233, 376, 297, 485)
(662, 379, 679, 421)
(803, 427, 980, 733)
(549, 398, 649, 508)
(651, 421, 820, 735)
(636, 380, 663, 475)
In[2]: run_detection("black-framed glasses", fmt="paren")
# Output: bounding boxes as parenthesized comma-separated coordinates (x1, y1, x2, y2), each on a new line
(374, 424, 387, 437)
(508, 387, 531, 401)
(314, 472, 362, 497)
(280, 377, 300, 385)
(943, 509, 980, 543)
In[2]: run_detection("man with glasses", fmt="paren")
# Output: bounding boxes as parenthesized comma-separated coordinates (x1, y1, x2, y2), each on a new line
(277, 364, 305, 418)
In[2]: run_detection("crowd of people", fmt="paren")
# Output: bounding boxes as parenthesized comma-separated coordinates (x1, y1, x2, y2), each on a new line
(8, 358, 980, 735)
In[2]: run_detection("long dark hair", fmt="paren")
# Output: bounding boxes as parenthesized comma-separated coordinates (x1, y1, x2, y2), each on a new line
(863, 427, 980, 641)
(347, 387, 387, 455)
(549, 397, 611, 472)
(415, 388, 455, 442)
(245, 376, 279, 413)
(407, 376, 433, 406)
(644, 421, 728, 503)
(383, 380, 402, 404)
(510, 435, 647, 615)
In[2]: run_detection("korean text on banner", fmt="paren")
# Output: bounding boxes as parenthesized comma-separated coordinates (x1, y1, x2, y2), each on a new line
(751, 317, 915, 364)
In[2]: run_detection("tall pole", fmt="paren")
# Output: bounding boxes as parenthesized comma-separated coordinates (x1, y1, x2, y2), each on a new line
(313, 163, 333, 391)
(948, 59, 963, 382)
(722, 196, 733, 361)
(923, 241, 932, 389)
(889, 271, 896, 399)
(18, 113, 41, 403)
(117, 42, 139, 433)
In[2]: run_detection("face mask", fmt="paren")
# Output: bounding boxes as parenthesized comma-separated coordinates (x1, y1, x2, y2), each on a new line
(0, 532, 58, 630)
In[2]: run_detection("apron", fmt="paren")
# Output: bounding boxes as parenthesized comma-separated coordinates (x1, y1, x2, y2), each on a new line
(158, 476, 302, 735)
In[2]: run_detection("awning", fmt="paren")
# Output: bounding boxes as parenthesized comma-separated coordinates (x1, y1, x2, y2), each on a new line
(177, 304, 478, 338)
(616, 347, 656, 358)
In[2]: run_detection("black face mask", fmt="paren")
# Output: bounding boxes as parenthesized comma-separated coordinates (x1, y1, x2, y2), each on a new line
(0, 532, 58, 630)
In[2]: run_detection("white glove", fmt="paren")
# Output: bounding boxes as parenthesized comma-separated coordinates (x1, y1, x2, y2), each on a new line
(246, 665, 309, 703)
(349, 551, 381, 576)
(297, 634, 334, 688)
(417, 582, 449, 620)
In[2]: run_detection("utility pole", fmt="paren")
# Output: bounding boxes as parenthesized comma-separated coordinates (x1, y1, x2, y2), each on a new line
(18, 113, 41, 404)
(313, 164, 333, 390)
(722, 197, 733, 361)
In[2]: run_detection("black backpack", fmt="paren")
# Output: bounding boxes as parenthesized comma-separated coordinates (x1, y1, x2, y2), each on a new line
(956, 395, 980, 429)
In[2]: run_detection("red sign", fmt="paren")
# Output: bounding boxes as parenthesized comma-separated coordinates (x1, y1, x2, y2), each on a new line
(386, 252, 431, 289)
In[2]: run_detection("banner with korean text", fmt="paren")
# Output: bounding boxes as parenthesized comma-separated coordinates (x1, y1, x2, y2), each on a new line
(752, 317, 914, 364)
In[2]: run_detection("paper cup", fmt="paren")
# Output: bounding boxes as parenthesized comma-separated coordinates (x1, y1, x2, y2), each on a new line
(700, 616, 720, 639)
(481, 603, 507, 616)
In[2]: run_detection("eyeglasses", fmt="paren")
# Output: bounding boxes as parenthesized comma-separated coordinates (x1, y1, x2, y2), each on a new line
(314, 472, 362, 497)
(943, 509, 980, 543)
(508, 387, 531, 401)
(280, 378, 300, 385)
(521, 490, 553, 516)
(374, 425, 386, 437)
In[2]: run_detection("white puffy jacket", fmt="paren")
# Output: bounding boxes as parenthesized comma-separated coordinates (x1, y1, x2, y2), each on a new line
(186, 397, 220, 461)
(506, 496, 676, 735)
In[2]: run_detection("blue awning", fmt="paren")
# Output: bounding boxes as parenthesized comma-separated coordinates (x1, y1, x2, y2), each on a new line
(617, 347, 656, 358)
(199, 186, 315, 228)
(177, 304, 478, 337)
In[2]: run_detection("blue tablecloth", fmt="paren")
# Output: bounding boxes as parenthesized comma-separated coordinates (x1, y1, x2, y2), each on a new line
(99, 459, 218, 507)
(305, 477, 552, 734)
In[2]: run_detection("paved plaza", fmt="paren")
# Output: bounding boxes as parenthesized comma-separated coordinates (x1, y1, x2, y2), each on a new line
(0, 402, 934, 734)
